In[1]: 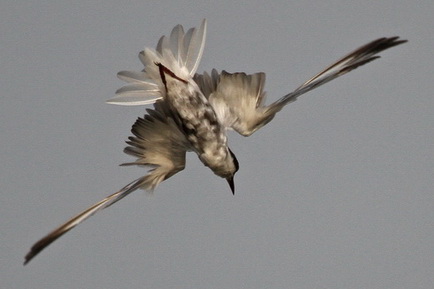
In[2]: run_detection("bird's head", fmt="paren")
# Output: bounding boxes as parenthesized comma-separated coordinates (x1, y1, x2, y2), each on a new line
(199, 144, 239, 195)
(201, 147, 239, 195)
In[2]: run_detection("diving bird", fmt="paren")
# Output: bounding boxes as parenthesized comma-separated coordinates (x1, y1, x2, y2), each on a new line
(24, 19, 406, 264)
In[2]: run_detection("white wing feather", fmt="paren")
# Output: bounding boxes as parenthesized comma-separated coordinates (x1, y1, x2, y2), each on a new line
(195, 70, 267, 135)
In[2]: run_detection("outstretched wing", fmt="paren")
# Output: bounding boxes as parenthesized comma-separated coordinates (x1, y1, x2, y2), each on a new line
(24, 104, 189, 264)
(196, 36, 407, 136)
(107, 19, 207, 106)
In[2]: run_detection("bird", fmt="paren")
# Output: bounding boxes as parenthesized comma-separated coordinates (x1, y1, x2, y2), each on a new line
(24, 19, 407, 264)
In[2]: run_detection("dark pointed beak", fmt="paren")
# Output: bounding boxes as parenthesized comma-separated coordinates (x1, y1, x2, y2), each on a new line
(226, 177, 235, 195)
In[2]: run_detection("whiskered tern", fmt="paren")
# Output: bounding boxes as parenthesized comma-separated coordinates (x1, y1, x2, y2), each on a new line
(24, 19, 406, 264)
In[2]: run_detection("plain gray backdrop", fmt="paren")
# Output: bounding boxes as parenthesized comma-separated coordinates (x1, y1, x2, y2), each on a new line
(2, 1, 433, 288)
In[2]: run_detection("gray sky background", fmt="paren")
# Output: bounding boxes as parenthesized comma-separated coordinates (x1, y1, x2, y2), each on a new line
(2, 1, 433, 288)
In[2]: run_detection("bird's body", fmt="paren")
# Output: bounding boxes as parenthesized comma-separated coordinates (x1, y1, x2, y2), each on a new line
(24, 19, 406, 264)
(157, 63, 237, 185)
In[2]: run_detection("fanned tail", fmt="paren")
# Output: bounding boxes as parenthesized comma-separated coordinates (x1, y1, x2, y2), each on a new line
(107, 19, 207, 106)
